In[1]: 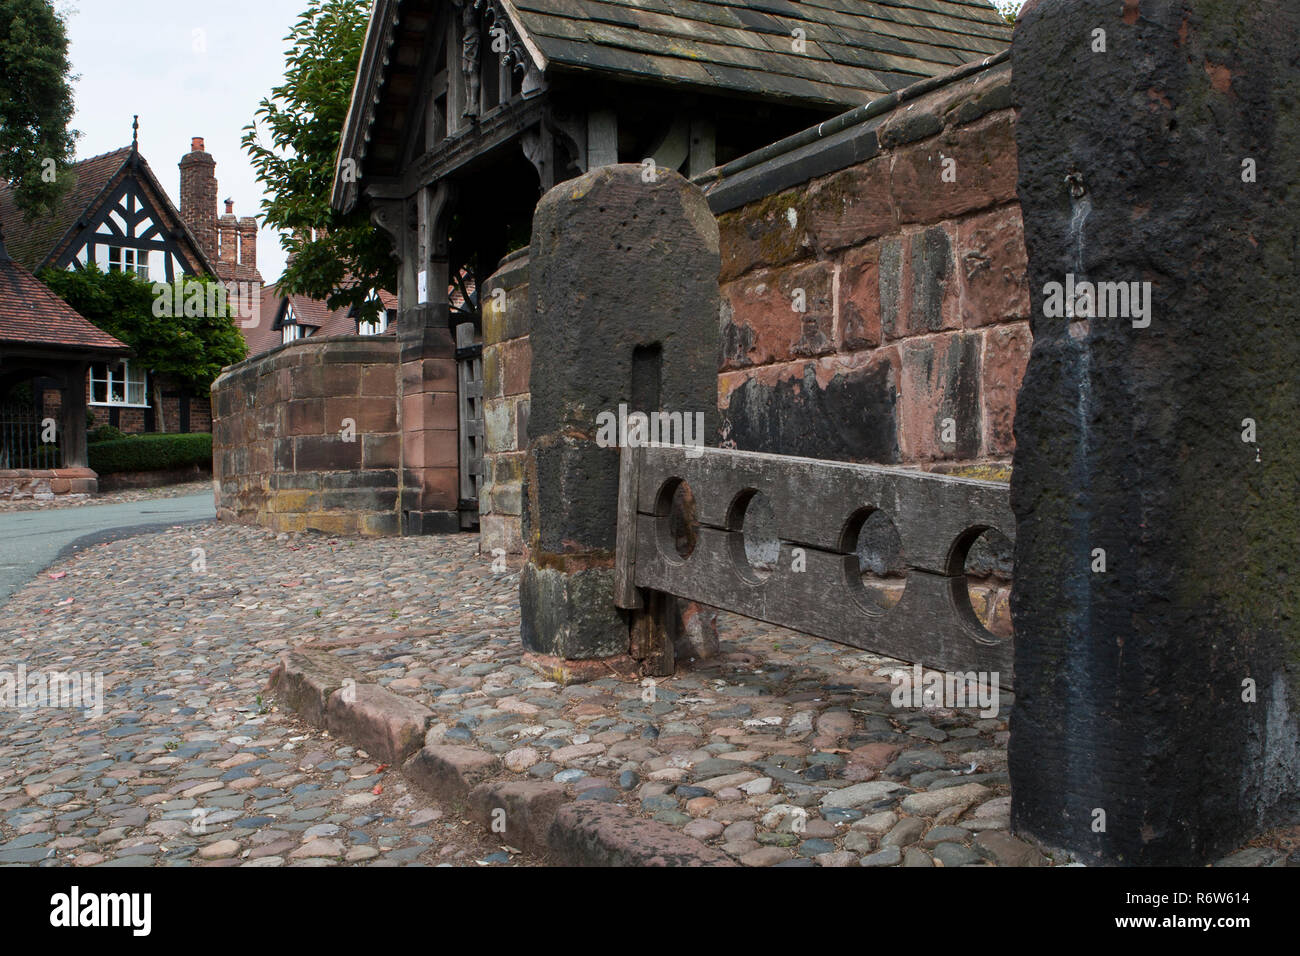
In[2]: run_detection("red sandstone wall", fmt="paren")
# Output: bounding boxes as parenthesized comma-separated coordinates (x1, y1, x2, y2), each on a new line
(211, 335, 401, 535)
(708, 58, 1028, 478)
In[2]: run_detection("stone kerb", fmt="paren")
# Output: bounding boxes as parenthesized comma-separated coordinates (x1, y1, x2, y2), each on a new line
(521, 165, 720, 663)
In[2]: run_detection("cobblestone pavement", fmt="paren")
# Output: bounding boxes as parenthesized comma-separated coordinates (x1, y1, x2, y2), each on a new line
(0, 480, 213, 514)
(0, 526, 533, 867)
(1, 524, 1294, 867)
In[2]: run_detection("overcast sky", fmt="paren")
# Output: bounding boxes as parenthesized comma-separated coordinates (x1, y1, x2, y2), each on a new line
(61, 0, 311, 283)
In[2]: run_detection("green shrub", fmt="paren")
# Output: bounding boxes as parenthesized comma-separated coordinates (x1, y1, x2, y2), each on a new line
(88, 425, 128, 443)
(88, 433, 213, 475)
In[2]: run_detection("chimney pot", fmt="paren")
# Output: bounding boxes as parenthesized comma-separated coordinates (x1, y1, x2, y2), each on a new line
(192, 137, 205, 153)
(225, 199, 234, 214)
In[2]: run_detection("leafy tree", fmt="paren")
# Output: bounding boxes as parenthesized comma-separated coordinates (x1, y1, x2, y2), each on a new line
(991, 0, 1024, 23)
(39, 267, 247, 431)
(0, 0, 76, 217)
(242, 0, 393, 315)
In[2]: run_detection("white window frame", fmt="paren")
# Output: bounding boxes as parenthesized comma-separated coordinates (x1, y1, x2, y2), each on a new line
(282, 323, 308, 345)
(107, 245, 149, 279)
(358, 308, 393, 337)
(89, 360, 149, 408)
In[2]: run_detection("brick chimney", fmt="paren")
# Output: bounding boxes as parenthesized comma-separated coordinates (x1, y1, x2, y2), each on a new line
(238, 217, 258, 275)
(179, 137, 217, 263)
(217, 198, 238, 269)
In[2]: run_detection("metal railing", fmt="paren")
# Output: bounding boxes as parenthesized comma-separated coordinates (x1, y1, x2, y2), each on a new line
(0, 403, 62, 469)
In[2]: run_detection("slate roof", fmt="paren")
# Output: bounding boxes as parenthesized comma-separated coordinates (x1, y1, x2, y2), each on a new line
(510, 0, 1012, 104)
(0, 146, 214, 275)
(0, 228, 131, 355)
(335, 0, 1010, 210)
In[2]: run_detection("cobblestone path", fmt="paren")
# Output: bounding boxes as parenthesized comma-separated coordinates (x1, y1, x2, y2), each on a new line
(0, 525, 530, 867)
(1, 524, 1292, 867)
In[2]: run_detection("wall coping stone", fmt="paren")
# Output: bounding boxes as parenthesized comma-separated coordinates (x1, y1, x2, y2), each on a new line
(213, 333, 398, 386)
(699, 50, 1011, 214)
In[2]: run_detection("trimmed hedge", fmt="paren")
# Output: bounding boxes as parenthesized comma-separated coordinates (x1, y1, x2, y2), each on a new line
(88, 424, 129, 443)
(88, 433, 213, 475)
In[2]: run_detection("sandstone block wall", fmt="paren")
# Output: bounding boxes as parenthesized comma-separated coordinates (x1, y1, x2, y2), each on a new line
(706, 57, 1027, 477)
(212, 335, 401, 535)
(0, 468, 97, 501)
(479, 249, 531, 555)
(481, 59, 1026, 622)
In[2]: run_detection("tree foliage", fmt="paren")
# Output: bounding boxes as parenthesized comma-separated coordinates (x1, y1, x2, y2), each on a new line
(990, 0, 1023, 23)
(242, 0, 393, 314)
(39, 267, 247, 392)
(0, 0, 76, 217)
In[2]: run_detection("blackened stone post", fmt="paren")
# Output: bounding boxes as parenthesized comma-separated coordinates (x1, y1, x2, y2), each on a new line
(521, 165, 720, 666)
(1010, 0, 1300, 865)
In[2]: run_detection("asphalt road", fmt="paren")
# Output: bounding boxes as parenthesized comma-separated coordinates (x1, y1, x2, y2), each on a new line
(0, 493, 215, 605)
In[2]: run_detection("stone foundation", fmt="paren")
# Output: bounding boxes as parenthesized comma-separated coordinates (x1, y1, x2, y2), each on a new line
(0, 468, 98, 500)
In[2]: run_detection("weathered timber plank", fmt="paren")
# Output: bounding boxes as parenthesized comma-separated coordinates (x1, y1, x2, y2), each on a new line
(629, 589, 674, 677)
(632, 516, 1013, 682)
(634, 445, 1013, 574)
(614, 445, 643, 610)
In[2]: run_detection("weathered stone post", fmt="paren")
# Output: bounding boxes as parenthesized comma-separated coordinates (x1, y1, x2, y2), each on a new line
(521, 164, 720, 670)
(1010, 0, 1300, 865)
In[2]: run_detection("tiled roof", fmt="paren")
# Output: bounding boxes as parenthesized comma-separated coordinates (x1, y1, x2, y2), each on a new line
(0, 145, 214, 276)
(285, 292, 352, 334)
(243, 284, 398, 358)
(242, 283, 287, 357)
(511, 0, 1012, 104)
(0, 147, 133, 273)
(0, 230, 131, 354)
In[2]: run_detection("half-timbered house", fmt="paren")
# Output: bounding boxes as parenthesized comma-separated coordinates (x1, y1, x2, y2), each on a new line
(0, 125, 228, 435)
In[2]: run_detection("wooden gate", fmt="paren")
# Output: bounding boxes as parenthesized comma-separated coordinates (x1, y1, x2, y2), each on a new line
(455, 322, 485, 529)
(615, 444, 1015, 683)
